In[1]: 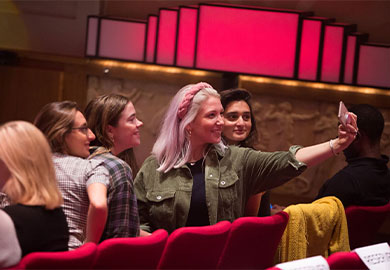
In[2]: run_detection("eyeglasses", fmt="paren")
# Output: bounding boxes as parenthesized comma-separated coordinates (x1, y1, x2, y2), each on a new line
(72, 126, 89, 135)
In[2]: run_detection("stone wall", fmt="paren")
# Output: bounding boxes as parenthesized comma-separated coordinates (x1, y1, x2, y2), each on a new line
(87, 74, 390, 204)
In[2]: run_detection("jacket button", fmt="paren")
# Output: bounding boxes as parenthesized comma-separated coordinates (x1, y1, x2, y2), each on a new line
(156, 195, 162, 200)
(220, 181, 226, 185)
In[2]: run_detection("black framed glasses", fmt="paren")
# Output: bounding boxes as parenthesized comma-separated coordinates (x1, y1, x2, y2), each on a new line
(72, 126, 89, 135)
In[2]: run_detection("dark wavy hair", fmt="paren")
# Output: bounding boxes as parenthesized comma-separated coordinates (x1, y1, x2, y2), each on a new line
(220, 88, 258, 148)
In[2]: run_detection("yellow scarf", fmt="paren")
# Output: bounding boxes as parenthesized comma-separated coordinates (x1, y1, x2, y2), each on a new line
(276, 196, 350, 263)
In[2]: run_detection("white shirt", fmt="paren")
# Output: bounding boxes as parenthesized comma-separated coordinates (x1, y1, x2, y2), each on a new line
(0, 210, 21, 267)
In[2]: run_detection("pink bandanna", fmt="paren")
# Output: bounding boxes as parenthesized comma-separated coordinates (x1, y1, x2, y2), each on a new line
(177, 82, 212, 119)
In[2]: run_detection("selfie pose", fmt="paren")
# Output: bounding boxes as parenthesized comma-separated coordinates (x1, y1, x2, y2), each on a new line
(134, 82, 358, 233)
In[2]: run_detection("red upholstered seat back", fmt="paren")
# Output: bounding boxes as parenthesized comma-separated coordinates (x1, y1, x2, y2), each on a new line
(217, 211, 289, 269)
(93, 229, 168, 269)
(345, 203, 390, 249)
(157, 221, 231, 269)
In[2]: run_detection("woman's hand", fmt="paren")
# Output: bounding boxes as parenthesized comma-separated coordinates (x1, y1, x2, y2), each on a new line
(333, 112, 358, 153)
(295, 112, 358, 167)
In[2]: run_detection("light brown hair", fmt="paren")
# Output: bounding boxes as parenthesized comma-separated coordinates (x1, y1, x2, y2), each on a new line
(34, 101, 79, 154)
(85, 94, 139, 174)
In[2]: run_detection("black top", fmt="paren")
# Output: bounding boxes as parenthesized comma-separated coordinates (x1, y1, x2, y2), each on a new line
(186, 159, 210, 227)
(3, 204, 69, 256)
(316, 156, 390, 208)
(258, 192, 271, 217)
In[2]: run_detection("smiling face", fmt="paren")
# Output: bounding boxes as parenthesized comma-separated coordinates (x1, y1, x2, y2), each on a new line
(64, 110, 96, 158)
(108, 102, 143, 156)
(222, 100, 252, 145)
(188, 96, 224, 151)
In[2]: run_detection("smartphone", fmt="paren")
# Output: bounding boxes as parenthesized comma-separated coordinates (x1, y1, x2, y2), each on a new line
(338, 101, 350, 127)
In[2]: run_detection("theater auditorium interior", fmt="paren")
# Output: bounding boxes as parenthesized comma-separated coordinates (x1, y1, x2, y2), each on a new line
(1, 0, 390, 267)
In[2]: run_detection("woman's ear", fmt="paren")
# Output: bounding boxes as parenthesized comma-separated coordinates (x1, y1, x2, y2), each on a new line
(185, 124, 192, 137)
(106, 125, 115, 141)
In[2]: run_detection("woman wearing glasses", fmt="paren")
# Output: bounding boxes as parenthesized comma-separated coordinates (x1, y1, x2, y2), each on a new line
(35, 101, 110, 249)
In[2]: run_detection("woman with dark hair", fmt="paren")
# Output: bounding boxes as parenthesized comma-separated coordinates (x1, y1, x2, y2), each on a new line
(134, 82, 358, 233)
(220, 88, 258, 147)
(35, 101, 109, 249)
(85, 94, 145, 238)
(220, 88, 270, 216)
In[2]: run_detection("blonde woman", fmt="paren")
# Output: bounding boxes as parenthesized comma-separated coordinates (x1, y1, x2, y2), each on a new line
(134, 82, 358, 233)
(35, 101, 109, 249)
(0, 121, 68, 266)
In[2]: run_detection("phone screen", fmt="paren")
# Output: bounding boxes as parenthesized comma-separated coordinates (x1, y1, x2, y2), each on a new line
(338, 101, 349, 127)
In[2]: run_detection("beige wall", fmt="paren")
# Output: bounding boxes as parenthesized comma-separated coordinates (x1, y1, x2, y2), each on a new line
(1, 50, 390, 207)
(86, 69, 390, 204)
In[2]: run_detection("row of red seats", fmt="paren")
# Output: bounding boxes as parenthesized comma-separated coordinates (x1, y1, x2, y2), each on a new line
(6, 203, 390, 269)
(7, 212, 288, 269)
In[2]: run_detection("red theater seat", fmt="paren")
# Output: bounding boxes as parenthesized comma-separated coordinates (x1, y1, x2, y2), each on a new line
(217, 212, 289, 269)
(157, 221, 231, 269)
(345, 203, 390, 249)
(93, 229, 168, 269)
(10, 242, 97, 269)
(327, 251, 367, 269)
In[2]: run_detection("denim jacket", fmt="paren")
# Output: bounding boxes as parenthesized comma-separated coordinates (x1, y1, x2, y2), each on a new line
(134, 145, 306, 233)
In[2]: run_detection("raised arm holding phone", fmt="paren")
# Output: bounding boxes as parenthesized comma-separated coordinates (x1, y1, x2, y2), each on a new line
(295, 101, 357, 167)
(134, 83, 359, 233)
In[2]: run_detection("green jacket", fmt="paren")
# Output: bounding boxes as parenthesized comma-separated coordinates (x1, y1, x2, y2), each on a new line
(134, 145, 306, 233)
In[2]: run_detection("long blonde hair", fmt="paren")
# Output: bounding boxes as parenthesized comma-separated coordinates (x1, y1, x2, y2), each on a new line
(0, 121, 63, 209)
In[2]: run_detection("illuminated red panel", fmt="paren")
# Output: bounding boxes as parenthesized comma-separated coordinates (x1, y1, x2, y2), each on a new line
(298, 19, 322, 80)
(343, 35, 356, 84)
(98, 19, 146, 61)
(156, 9, 178, 65)
(357, 44, 390, 88)
(320, 25, 344, 82)
(196, 4, 300, 77)
(145, 15, 157, 63)
(86, 16, 98, 56)
(176, 7, 198, 67)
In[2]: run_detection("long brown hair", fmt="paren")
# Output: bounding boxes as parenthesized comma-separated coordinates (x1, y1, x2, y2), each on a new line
(85, 94, 139, 175)
(34, 101, 78, 154)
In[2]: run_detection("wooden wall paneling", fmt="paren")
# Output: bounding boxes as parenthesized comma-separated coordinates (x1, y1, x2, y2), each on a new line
(62, 64, 88, 109)
(0, 65, 63, 123)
